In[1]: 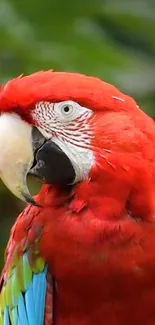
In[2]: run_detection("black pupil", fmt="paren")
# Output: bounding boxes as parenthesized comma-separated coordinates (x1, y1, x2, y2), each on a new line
(64, 106, 70, 113)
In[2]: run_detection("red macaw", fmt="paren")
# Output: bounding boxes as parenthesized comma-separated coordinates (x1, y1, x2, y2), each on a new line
(0, 71, 155, 325)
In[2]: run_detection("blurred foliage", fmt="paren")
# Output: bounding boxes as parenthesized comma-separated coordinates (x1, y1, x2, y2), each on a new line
(0, 0, 155, 270)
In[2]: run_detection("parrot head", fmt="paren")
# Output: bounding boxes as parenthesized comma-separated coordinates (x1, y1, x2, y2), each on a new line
(0, 70, 155, 221)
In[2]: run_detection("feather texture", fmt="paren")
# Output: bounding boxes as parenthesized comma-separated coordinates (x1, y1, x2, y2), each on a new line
(0, 206, 51, 325)
(1, 71, 155, 325)
(0, 252, 47, 325)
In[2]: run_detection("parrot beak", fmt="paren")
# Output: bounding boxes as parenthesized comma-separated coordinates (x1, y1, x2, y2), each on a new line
(0, 113, 75, 205)
(0, 113, 39, 205)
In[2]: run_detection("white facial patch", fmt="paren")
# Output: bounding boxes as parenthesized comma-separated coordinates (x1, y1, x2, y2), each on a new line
(52, 136, 94, 183)
(31, 100, 94, 183)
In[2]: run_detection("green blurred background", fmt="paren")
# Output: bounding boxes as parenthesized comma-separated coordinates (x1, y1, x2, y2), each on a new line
(0, 0, 155, 271)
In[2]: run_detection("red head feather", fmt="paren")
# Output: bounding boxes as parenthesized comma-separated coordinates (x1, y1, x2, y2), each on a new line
(0, 70, 154, 153)
(0, 70, 138, 115)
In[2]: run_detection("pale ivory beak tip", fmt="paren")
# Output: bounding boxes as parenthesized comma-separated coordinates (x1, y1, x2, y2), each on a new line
(0, 113, 38, 204)
(20, 189, 41, 207)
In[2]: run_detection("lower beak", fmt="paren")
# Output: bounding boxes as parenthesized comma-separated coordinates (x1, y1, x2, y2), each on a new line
(0, 113, 75, 205)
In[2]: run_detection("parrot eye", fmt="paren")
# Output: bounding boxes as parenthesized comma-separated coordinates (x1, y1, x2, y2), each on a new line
(56, 100, 80, 121)
(31, 99, 94, 184)
(33, 100, 92, 127)
(60, 103, 74, 116)
(63, 106, 70, 113)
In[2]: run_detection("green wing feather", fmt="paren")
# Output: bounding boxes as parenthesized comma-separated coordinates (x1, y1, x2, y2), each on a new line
(0, 226, 47, 325)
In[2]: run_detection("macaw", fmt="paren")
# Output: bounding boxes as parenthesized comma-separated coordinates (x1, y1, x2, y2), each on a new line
(0, 71, 155, 325)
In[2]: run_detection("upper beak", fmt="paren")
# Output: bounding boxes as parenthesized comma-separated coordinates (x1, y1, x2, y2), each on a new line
(0, 113, 39, 205)
(0, 113, 75, 205)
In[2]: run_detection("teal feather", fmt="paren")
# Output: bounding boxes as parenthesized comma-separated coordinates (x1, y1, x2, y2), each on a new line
(33, 267, 47, 324)
(25, 282, 36, 325)
(4, 307, 10, 325)
(17, 319, 22, 325)
(18, 293, 29, 325)
(0, 252, 47, 325)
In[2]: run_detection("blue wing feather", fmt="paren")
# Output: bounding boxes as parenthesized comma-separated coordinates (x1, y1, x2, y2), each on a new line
(17, 319, 22, 325)
(18, 293, 29, 325)
(25, 282, 36, 325)
(1, 253, 48, 325)
(4, 308, 10, 325)
(33, 267, 47, 324)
